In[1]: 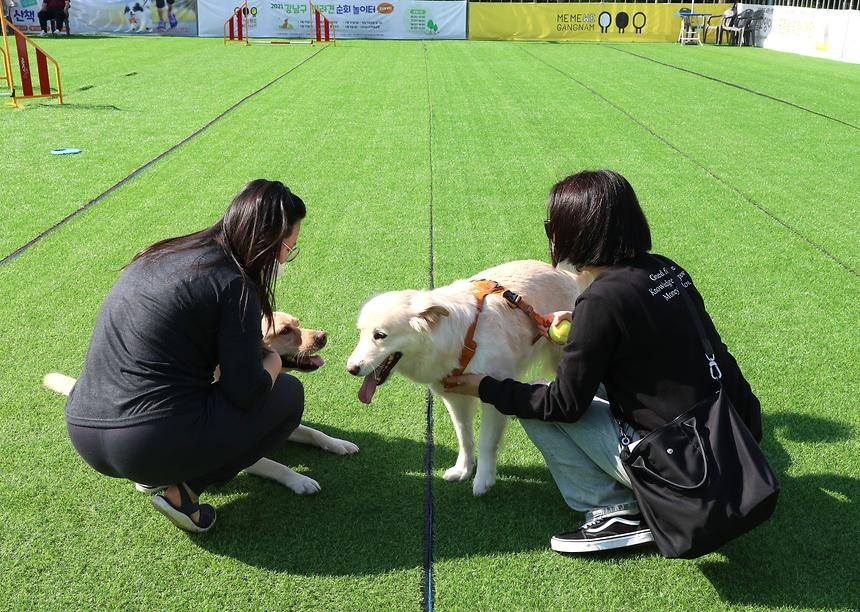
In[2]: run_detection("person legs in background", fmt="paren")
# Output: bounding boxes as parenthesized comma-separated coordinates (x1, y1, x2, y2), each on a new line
(154, 0, 176, 31)
(520, 393, 653, 553)
(53, 6, 68, 34)
(37, 6, 55, 34)
(37, 0, 68, 35)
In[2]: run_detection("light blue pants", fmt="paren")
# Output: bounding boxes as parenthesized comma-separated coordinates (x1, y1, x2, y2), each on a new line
(519, 394, 641, 523)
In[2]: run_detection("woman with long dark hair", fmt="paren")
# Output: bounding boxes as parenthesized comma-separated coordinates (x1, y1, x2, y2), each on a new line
(445, 170, 762, 554)
(65, 179, 307, 532)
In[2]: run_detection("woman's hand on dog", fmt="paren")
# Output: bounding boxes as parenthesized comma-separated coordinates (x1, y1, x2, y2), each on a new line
(443, 374, 485, 397)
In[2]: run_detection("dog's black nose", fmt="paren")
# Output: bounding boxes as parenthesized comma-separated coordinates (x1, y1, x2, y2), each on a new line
(347, 364, 360, 376)
(315, 332, 327, 348)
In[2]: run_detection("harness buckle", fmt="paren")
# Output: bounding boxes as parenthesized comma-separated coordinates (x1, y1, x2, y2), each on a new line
(501, 289, 521, 306)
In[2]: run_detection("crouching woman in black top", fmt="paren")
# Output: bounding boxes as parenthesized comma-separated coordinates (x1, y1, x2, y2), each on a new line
(65, 179, 307, 532)
(445, 170, 761, 554)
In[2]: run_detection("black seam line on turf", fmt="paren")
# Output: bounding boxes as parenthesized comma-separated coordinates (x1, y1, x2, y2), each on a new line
(0, 45, 329, 269)
(421, 40, 435, 612)
(604, 44, 860, 132)
(521, 46, 859, 279)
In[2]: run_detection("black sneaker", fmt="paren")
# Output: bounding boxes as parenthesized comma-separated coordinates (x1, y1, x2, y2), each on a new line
(551, 513, 654, 553)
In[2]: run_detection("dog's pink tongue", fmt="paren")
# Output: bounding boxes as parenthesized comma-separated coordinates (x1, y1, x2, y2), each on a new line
(358, 375, 377, 404)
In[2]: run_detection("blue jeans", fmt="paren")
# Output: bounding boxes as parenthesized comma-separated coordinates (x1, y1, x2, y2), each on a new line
(520, 394, 641, 523)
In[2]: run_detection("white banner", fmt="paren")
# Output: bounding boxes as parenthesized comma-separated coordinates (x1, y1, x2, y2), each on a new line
(738, 5, 860, 65)
(9, 0, 198, 35)
(198, 0, 465, 39)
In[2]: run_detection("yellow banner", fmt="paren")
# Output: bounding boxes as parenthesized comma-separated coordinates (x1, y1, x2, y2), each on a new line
(469, 3, 731, 42)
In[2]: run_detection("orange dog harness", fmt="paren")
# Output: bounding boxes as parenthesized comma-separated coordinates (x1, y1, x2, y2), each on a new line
(446, 280, 553, 384)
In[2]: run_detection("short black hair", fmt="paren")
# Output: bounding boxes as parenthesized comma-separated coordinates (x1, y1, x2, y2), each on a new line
(545, 169, 651, 268)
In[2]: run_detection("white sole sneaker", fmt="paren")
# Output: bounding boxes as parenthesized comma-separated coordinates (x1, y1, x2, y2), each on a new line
(151, 495, 216, 533)
(551, 528, 654, 553)
(134, 483, 167, 494)
(550, 514, 655, 553)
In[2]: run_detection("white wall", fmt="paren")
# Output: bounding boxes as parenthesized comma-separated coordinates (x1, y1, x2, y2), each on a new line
(739, 4, 860, 64)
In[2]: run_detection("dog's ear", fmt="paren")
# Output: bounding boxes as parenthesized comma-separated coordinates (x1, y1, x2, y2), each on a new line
(410, 305, 450, 333)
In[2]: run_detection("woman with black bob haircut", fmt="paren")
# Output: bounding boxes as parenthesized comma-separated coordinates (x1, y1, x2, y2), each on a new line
(65, 179, 307, 532)
(545, 169, 651, 269)
(445, 169, 762, 554)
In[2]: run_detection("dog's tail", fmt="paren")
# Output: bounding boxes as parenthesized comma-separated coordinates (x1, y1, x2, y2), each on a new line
(43, 372, 77, 396)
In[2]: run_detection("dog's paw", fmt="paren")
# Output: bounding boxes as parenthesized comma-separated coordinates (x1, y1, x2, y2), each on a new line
(322, 437, 359, 455)
(443, 464, 473, 482)
(472, 473, 496, 496)
(285, 473, 321, 495)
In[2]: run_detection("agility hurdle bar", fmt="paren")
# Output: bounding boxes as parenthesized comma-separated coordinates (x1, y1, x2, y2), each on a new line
(1, 17, 63, 107)
(224, 1, 250, 46)
(253, 39, 313, 45)
(309, 2, 335, 45)
(223, 2, 314, 46)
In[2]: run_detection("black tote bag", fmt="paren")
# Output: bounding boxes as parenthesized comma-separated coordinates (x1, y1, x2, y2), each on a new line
(619, 259, 780, 559)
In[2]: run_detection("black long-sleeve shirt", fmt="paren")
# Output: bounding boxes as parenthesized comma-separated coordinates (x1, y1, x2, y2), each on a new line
(65, 242, 272, 428)
(479, 254, 761, 439)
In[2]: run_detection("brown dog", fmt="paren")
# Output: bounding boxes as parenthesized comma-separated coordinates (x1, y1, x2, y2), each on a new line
(44, 312, 358, 495)
(263, 311, 327, 372)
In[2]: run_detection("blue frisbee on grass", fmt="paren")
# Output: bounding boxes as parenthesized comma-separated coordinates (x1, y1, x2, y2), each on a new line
(51, 148, 81, 155)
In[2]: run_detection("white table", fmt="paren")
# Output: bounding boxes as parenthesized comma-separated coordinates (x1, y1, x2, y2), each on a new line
(675, 11, 711, 45)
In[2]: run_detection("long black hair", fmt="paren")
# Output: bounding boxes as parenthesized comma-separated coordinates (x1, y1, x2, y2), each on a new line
(130, 179, 306, 325)
(545, 169, 651, 268)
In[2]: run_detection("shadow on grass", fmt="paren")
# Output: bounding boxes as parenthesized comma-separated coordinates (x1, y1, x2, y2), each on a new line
(37, 103, 125, 111)
(191, 411, 858, 607)
(699, 413, 859, 609)
(191, 423, 579, 575)
(192, 424, 430, 575)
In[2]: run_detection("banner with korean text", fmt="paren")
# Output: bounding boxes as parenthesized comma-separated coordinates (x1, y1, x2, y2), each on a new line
(469, 3, 730, 42)
(9, 0, 198, 35)
(198, 0, 466, 39)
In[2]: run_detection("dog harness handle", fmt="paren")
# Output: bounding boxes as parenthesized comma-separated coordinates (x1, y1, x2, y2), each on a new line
(444, 280, 552, 387)
(500, 288, 554, 330)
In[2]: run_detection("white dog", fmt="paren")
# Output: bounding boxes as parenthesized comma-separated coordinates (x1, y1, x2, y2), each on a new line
(124, 1, 152, 33)
(44, 312, 358, 496)
(347, 260, 580, 496)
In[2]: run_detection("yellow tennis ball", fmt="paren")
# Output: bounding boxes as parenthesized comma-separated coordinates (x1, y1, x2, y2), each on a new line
(548, 320, 571, 344)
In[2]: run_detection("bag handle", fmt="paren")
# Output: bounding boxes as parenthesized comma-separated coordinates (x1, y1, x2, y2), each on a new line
(652, 255, 722, 381)
(627, 416, 709, 490)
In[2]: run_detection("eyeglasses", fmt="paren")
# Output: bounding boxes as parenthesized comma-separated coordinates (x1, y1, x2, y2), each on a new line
(282, 242, 300, 263)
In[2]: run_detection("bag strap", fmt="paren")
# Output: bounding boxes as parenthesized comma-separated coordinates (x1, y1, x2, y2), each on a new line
(652, 255, 722, 382)
(614, 255, 722, 445)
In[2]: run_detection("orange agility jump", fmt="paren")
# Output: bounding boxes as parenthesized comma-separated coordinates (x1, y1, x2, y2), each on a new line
(1, 16, 63, 107)
(223, 1, 251, 46)
(223, 1, 315, 46)
(309, 2, 335, 45)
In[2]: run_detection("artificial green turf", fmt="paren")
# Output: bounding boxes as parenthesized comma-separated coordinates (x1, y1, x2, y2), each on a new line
(425, 41, 859, 611)
(604, 42, 860, 127)
(1, 38, 858, 610)
(0, 37, 320, 257)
